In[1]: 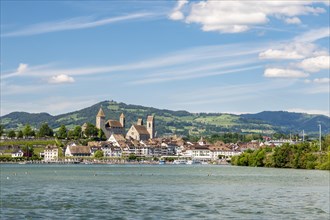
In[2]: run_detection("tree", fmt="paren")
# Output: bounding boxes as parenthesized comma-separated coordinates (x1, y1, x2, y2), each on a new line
(7, 130, 16, 139)
(98, 128, 106, 140)
(94, 150, 104, 158)
(22, 145, 34, 158)
(84, 123, 98, 138)
(57, 125, 67, 139)
(0, 124, 4, 136)
(23, 124, 34, 137)
(38, 123, 54, 137)
(17, 130, 24, 138)
(128, 154, 137, 161)
(73, 126, 82, 139)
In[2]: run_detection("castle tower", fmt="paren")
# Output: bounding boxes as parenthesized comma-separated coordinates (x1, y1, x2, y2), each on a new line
(96, 107, 105, 130)
(147, 115, 155, 139)
(137, 118, 143, 126)
(120, 113, 125, 128)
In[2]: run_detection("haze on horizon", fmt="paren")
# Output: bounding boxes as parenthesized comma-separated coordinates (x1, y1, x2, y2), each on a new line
(1, 1, 329, 117)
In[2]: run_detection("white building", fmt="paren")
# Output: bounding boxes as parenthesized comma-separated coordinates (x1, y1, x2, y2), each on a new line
(12, 150, 24, 158)
(44, 145, 59, 162)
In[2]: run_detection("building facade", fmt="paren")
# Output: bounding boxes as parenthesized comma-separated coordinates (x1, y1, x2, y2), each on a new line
(96, 108, 125, 139)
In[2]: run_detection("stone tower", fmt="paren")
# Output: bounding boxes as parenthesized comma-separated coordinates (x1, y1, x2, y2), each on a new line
(96, 107, 105, 130)
(147, 115, 155, 139)
(120, 113, 125, 128)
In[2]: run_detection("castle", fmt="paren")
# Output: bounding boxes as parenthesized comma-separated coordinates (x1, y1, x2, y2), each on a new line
(95, 107, 155, 141)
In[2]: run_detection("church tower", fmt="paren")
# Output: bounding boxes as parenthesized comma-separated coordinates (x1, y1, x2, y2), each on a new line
(96, 107, 105, 130)
(147, 115, 155, 139)
(120, 113, 125, 128)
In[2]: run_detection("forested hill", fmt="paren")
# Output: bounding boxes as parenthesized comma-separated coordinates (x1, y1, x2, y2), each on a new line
(1, 100, 329, 136)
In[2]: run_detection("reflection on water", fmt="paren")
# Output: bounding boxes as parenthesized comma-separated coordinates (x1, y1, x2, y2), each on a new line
(1, 165, 329, 219)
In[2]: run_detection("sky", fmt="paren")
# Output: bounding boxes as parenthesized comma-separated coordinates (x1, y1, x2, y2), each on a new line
(1, 1, 329, 116)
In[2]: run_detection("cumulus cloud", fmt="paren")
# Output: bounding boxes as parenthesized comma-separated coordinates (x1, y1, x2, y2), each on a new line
(264, 68, 308, 78)
(284, 17, 301, 24)
(171, 1, 327, 33)
(49, 74, 75, 84)
(17, 63, 28, 73)
(299, 55, 330, 72)
(259, 42, 328, 60)
(169, 0, 188, 20)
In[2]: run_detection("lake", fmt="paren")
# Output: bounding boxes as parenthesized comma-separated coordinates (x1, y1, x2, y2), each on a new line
(1, 164, 329, 219)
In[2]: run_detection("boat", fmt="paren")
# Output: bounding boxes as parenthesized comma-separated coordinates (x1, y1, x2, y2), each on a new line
(159, 160, 166, 165)
(173, 159, 187, 165)
(186, 160, 202, 165)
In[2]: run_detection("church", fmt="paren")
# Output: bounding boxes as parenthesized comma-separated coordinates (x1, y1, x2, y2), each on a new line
(95, 108, 125, 139)
(95, 107, 155, 141)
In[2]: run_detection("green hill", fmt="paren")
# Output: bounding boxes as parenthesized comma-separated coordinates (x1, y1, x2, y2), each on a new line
(1, 100, 329, 136)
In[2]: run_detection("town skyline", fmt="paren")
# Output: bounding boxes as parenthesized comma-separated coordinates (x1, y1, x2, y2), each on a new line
(1, 1, 329, 116)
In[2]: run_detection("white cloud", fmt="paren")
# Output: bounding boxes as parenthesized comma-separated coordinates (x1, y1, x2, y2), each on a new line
(259, 42, 327, 60)
(17, 63, 28, 73)
(1, 43, 266, 80)
(299, 55, 330, 72)
(313, 78, 330, 84)
(172, 1, 327, 33)
(264, 68, 308, 78)
(169, 0, 188, 20)
(304, 78, 330, 84)
(295, 27, 330, 43)
(49, 74, 75, 84)
(2, 13, 153, 37)
(284, 17, 301, 24)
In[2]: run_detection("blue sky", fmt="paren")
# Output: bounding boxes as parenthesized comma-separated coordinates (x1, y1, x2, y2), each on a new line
(1, 1, 329, 116)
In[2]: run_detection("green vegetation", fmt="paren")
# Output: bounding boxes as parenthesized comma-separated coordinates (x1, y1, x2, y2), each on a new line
(23, 124, 35, 137)
(38, 123, 54, 137)
(1, 100, 328, 137)
(94, 150, 104, 158)
(57, 125, 68, 139)
(0, 139, 57, 147)
(231, 137, 330, 170)
(7, 130, 16, 138)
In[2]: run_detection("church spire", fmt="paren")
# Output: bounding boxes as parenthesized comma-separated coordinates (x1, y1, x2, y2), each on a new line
(97, 107, 105, 118)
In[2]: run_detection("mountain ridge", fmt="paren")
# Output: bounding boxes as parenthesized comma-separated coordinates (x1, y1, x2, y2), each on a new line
(1, 100, 329, 136)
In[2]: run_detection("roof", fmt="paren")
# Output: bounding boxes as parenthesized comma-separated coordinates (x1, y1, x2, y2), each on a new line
(120, 113, 125, 118)
(147, 115, 154, 121)
(68, 146, 91, 154)
(105, 120, 123, 128)
(133, 125, 150, 135)
(112, 134, 126, 141)
(97, 108, 105, 117)
(45, 145, 58, 149)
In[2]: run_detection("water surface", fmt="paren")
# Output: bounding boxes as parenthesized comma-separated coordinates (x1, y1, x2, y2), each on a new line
(1, 164, 329, 219)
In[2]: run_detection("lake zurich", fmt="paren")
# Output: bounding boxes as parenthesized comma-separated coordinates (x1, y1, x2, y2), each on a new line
(1, 164, 329, 220)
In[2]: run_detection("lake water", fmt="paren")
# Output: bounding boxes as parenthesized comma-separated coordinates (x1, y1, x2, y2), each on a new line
(1, 164, 329, 219)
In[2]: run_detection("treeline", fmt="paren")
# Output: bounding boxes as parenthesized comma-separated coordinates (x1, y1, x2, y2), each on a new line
(0, 123, 106, 141)
(186, 133, 264, 143)
(231, 138, 330, 170)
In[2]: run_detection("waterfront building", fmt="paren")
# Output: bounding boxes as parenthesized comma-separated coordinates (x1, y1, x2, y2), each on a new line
(11, 150, 24, 158)
(44, 145, 59, 162)
(65, 145, 91, 157)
